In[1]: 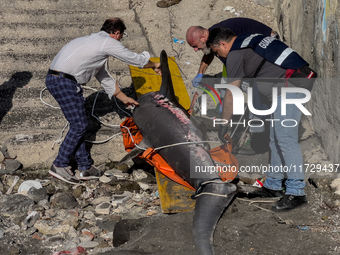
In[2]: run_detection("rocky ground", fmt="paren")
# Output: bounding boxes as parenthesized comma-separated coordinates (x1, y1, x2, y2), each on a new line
(2, 132, 340, 255)
(1, 0, 340, 254)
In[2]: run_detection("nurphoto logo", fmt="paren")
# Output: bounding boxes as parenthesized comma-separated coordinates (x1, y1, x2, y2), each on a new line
(200, 85, 312, 128)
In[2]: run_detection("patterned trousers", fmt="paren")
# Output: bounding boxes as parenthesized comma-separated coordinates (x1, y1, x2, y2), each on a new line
(45, 73, 93, 170)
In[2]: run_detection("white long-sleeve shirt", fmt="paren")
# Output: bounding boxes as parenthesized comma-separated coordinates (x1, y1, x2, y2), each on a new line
(50, 31, 150, 99)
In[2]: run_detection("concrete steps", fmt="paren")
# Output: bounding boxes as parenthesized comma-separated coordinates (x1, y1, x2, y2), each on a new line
(0, 0, 130, 10)
(0, 35, 150, 76)
(0, 10, 132, 24)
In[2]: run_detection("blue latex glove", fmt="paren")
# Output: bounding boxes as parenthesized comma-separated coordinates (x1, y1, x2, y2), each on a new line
(192, 73, 203, 87)
(219, 102, 223, 114)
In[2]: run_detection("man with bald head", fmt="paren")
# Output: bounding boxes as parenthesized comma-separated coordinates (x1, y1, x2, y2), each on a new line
(186, 18, 278, 87)
(46, 18, 161, 184)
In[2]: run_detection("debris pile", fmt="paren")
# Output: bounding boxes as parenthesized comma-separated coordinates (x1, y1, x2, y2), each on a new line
(0, 162, 161, 254)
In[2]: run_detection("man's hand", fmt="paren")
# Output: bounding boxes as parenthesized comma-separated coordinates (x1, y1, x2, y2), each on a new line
(114, 83, 139, 107)
(192, 73, 203, 87)
(120, 96, 139, 107)
(218, 125, 228, 143)
(153, 62, 161, 75)
(143, 61, 161, 75)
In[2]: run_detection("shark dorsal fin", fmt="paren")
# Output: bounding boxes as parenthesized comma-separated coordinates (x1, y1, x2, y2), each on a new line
(159, 50, 177, 103)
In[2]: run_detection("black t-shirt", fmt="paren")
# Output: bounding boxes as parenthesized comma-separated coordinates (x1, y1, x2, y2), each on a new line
(209, 18, 273, 63)
(209, 18, 272, 36)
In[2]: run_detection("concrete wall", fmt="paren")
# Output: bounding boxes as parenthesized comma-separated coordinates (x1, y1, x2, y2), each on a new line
(274, 0, 340, 163)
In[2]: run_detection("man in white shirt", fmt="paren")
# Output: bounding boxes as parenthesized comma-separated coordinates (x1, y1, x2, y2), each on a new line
(46, 18, 161, 184)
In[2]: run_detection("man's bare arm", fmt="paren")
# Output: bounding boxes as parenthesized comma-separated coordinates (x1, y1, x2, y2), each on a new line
(197, 51, 214, 74)
(113, 82, 139, 106)
(143, 61, 161, 75)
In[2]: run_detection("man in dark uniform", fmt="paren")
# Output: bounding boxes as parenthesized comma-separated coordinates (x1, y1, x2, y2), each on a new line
(186, 18, 278, 87)
(206, 27, 310, 211)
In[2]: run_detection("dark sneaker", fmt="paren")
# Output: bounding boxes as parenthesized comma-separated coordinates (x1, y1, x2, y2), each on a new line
(157, 0, 181, 8)
(79, 165, 103, 180)
(272, 194, 307, 211)
(49, 165, 79, 185)
(248, 186, 283, 198)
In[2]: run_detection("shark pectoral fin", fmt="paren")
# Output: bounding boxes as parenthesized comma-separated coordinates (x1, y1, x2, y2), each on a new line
(117, 147, 144, 165)
(118, 139, 151, 165)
